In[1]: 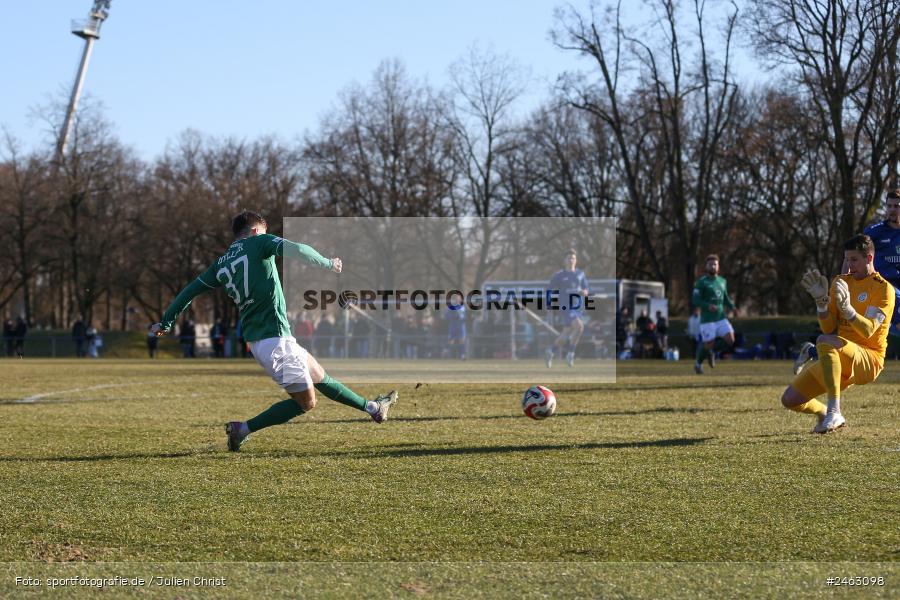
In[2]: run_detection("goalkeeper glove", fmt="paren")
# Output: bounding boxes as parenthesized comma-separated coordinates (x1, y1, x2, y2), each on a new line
(833, 279, 856, 320)
(800, 269, 829, 312)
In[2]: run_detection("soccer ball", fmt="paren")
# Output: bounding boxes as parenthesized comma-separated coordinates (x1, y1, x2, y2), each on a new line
(522, 385, 557, 420)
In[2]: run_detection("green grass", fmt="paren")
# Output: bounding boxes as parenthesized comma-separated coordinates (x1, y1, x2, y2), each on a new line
(0, 359, 897, 598)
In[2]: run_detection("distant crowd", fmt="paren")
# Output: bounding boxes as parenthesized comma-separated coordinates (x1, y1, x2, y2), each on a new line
(163, 311, 612, 361)
(615, 306, 832, 361)
(616, 307, 669, 359)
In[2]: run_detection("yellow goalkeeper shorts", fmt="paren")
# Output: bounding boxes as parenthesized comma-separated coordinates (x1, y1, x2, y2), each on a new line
(791, 338, 883, 400)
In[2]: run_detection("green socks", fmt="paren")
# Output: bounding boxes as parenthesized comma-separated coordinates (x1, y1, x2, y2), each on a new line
(315, 374, 367, 412)
(247, 399, 305, 432)
(695, 345, 707, 364)
(244, 375, 368, 434)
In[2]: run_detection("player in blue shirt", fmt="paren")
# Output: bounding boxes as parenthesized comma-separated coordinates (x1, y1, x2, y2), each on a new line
(794, 188, 900, 374)
(545, 250, 590, 368)
(865, 188, 900, 320)
(446, 291, 467, 360)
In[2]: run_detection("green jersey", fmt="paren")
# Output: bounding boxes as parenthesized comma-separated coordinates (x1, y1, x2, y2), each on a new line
(691, 275, 735, 323)
(161, 234, 333, 342)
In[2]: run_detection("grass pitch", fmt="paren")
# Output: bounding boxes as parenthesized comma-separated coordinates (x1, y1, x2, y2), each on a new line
(0, 358, 897, 598)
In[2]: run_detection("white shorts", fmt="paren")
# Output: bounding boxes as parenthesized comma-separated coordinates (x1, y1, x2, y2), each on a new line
(699, 319, 734, 343)
(250, 336, 312, 394)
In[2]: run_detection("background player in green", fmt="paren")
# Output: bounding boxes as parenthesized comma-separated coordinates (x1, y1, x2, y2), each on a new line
(151, 210, 398, 451)
(691, 254, 738, 374)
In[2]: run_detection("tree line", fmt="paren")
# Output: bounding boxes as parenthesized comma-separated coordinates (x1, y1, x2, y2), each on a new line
(1, 0, 898, 330)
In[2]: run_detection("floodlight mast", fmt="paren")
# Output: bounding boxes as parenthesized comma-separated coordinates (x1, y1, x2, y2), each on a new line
(57, 0, 111, 159)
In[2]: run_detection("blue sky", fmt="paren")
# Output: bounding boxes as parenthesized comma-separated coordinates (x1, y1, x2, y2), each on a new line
(1, 1, 762, 160)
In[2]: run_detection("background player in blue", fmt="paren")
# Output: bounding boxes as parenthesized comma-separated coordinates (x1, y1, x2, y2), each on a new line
(866, 188, 900, 336)
(795, 188, 900, 374)
(545, 250, 590, 368)
(446, 291, 467, 360)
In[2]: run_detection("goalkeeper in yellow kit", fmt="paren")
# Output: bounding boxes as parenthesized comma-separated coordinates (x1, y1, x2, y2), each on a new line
(781, 234, 895, 433)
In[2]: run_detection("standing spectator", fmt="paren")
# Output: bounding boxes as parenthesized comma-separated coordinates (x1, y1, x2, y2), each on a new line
(655, 310, 669, 352)
(445, 291, 467, 360)
(88, 329, 103, 358)
(635, 310, 656, 358)
(147, 322, 159, 358)
(13, 317, 27, 358)
(406, 316, 422, 359)
(686, 306, 701, 358)
(236, 318, 249, 358)
(314, 314, 335, 358)
(180, 318, 196, 358)
(293, 311, 314, 351)
(616, 306, 630, 354)
(587, 317, 609, 358)
(390, 315, 408, 359)
(211, 317, 227, 358)
(352, 312, 371, 358)
(72, 317, 87, 357)
(3, 317, 13, 357)
(85, 323, 100, 358)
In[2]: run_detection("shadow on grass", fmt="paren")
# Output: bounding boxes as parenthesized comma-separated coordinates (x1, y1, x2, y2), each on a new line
(0, 438, 711, 463)
(553, 381, 776, 394)
(0, 448, 216, 463)
(334, 437, 713, 458)
(303, 406, 768, 425)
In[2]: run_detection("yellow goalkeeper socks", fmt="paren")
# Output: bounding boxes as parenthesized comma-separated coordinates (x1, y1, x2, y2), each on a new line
(789, 399, 827, 416)
(816, 342, 841, 401)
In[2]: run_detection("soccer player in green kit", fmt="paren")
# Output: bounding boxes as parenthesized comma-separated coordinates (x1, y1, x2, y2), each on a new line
(151, 211, 398, 451)
(691, 254, 739, 374)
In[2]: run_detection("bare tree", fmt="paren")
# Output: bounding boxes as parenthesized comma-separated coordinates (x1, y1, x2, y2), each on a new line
(0, 132, 53, 321)
(747, 0, 900, 252)
(554, 0, 741, 308)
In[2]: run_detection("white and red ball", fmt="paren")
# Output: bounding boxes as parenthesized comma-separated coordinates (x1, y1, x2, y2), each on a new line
(522, 385, 557, 420)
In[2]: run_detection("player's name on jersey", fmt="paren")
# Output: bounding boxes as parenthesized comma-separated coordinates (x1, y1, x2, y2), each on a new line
(216, 243, 245, 265)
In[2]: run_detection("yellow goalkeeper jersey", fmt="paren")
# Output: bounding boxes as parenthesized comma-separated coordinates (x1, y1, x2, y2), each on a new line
(821, 272, 895, 360)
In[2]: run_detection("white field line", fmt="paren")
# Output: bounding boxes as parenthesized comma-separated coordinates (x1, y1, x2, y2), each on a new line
(16, 383, 140, 404)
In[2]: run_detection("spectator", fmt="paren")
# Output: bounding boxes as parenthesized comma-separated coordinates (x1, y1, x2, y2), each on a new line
(764, 332, 778, 360)
(211, 317, 227, 358)
(14, 317, 27, 358)
(587, 317, 609, 359)
(85, 323, 100, 358)
(404, 316, 420, 359)
(655, 310, 669, 351)
(72, 317, 87, 358)
(179, 318, 196, 358)
(293, 311, 314, 351)
(616, 306, 636, 358)
(3, 317, 13, 357)
(92, 326, 103, 357)
(147, 322, 159, 358)
(776, 332, 796, 360)
(236, 318, 249, 358)
(314, 314, 335, 358)
(615, 307, 627, 352)
(686, 307, 701, 357)
(352, 313, 371, 358)
(732, 332, 763, 360)
(635, 310, 656, 358)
